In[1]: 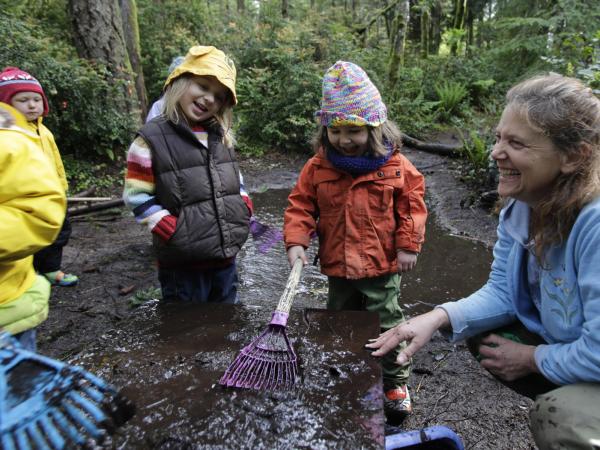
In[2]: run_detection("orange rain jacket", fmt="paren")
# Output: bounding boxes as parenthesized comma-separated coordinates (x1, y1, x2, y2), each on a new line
(284, 148, 427, 279)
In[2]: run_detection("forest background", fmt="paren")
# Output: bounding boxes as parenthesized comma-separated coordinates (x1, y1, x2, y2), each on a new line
(1, 0, 599, 195)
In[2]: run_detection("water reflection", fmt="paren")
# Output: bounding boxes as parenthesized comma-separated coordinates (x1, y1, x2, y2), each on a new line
(238, 189, 493, 315)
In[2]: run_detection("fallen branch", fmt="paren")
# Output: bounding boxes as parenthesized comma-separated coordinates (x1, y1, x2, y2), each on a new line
(68, 197, 113, 202)
(71, 186, 96, 198)
(68, 199, 124, 216)
(354, 0, 400, 34)
(401, 133, 462, 157)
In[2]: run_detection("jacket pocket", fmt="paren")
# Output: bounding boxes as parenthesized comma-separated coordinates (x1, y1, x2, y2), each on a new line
(367, 181, 395, 216)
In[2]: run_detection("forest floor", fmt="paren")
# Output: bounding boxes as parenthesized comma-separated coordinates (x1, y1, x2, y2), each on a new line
(37, 143, 536, 449)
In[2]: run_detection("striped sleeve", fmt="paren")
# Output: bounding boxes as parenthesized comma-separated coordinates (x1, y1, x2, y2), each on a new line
(122, 136, 170, 231)
(239, 171, 253, 215)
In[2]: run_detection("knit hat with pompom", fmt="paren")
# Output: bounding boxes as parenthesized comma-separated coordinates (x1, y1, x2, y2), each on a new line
(315, 61, 387, 127)
(0, 67, 49, 116)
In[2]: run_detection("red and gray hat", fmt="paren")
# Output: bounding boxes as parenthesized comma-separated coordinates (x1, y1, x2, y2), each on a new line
(0, 67, 49, 116)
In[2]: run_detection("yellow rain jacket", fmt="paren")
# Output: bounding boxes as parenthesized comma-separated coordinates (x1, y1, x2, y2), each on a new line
(0, 103, 66, 333)
(25, 117, 68, 191)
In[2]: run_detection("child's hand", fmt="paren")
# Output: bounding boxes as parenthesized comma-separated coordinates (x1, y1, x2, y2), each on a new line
(287, 245, 308, 267)
(0, 108, 15, 128)
(397, 249, 418, 273)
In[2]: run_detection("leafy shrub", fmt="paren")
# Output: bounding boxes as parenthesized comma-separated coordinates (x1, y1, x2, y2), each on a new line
(137, 0, 207, 102)
(458, 129, 494, 188)
(0, 12, 137, 160)
(62, 155, 124, 195)
(469, 79, 496, 107)
(233, 21, 325, 154)
(434, 81, 468, 118)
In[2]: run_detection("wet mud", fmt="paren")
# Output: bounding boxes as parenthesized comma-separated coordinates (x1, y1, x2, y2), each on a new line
(38, 148, 536, 449)
(74, 304, 384, 449)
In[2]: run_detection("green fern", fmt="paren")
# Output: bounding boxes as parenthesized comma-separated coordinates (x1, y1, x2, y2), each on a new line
(434, 81, 468, 115)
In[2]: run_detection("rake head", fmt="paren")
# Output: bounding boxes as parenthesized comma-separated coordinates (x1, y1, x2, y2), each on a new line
(0, 333, 135, 450)
(219, 322, 297, 391)
(249, 218, 284, 254)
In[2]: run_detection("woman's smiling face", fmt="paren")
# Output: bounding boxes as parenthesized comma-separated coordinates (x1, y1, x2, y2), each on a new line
(491, 106, 571, 207)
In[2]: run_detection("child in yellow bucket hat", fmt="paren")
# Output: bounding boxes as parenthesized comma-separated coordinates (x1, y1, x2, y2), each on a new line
(123, 45, 252, 303)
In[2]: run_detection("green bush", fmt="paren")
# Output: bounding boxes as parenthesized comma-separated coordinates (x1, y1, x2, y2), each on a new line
(0, 12, 137, 160)
(434, 81, 468, 118)
(62, 155, 124, 195)
(137, 0, 208, 102)
(232, 21, 325, 154)
(458, 129, 493, 187)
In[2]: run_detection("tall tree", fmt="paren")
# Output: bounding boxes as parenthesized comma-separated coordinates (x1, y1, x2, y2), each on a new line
(388, 0, 410, 88)
(120, 0, 148, 117)
(282, 0, 289, 17)
(68, 0, 141, 121)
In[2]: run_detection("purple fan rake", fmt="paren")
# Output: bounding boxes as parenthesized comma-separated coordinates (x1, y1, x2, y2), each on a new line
(248, 216, 284, 254)
(220, 259, 303, 390)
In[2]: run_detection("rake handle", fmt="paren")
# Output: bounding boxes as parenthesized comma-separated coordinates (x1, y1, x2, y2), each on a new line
(272, 258, 303, 319)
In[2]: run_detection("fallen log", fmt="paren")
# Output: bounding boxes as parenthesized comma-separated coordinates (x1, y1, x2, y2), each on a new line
(68, 198, 124, 216)
(71, 186, 96, 198)
(401, 133, 462, 157)
(68, 197, 113, 202)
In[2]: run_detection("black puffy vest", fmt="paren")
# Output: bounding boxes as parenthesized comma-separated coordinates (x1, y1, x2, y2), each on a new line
(138, 118, 249, 265)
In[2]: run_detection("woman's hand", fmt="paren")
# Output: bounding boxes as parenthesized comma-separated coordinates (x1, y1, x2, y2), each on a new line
(478, 334, 540, 381)
(287, 245, 308, 267)
(397, 249, 418, 273)
(366, 308, 450, 365)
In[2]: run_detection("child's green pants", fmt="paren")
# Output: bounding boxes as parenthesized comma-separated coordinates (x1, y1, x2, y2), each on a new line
(327, 273, 410, 389)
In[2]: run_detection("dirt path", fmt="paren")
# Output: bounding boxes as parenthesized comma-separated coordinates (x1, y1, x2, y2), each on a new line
(38, 148, 536, 449)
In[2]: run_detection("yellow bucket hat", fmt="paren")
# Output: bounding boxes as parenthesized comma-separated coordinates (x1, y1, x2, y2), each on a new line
(164, 46, 237, 105)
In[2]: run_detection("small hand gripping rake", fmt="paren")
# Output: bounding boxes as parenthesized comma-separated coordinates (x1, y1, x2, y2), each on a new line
(0, 333, 135, 449)
(220, 258, 303, 390)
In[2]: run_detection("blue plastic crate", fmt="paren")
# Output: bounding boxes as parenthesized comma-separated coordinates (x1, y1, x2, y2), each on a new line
(385, 425, 465, 450)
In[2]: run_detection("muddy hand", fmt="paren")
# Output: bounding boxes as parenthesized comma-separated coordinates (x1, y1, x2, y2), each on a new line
(478, 334, 539, 381)
(366, 308, 450, 365)
(287, 245, 308, 267)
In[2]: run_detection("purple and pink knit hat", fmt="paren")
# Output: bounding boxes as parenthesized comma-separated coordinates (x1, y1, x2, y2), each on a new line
(315, 61, 387, 127)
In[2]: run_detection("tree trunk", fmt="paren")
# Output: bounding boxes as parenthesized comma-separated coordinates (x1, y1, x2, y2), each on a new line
(450, 0, 465, 55)
(68, 0, 140, 120)
(387, 0, 409, 89)
(465, 5, 474, 56)
(237, 0, 244, 12)
(119, 0, 147, 118)
(420, 8, 429, 58)
(282, 0, 289, 17)
(429, 0, 442, 55)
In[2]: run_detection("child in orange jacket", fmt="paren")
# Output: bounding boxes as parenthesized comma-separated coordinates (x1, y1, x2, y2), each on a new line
(284, 61, 427, 422)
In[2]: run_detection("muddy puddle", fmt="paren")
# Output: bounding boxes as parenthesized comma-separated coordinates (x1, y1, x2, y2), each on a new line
(73, 305, 383, 449)
(67, 187, 493, 448)
(238, 188, 493, 314)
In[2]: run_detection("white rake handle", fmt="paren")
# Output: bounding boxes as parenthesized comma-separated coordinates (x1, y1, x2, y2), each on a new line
(270, 259, 303, 326)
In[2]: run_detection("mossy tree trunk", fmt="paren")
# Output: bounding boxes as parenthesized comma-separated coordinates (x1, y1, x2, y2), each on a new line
(120, 0, 148, 118)
(282, 0, 289, 17)
(68, 0, 141, 123)
(387, 0, 410, 89)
